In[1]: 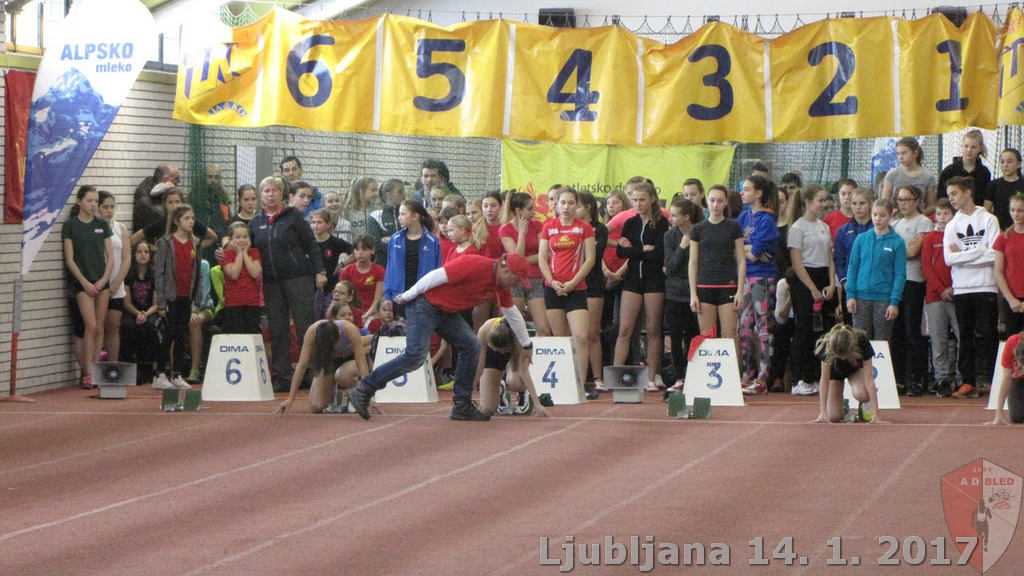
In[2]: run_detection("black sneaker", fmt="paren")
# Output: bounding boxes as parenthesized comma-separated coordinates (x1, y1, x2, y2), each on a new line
(349, 384, 374, 420)
(450, 399, 491, 421)
(906, 383, 923, 397)
(935, 380, 953, 398)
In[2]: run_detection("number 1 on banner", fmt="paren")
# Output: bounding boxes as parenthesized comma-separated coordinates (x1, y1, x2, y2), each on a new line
(936, 40, 968, 112)
(547, 49, 600, 121)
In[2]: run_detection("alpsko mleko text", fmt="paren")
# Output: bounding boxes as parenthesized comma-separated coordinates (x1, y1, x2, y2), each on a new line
(60, 43, 136, 73)
(540, 536, 729, 572)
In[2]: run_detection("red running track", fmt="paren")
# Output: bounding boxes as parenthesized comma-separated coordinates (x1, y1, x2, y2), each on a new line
(0, 388, 1021, 575)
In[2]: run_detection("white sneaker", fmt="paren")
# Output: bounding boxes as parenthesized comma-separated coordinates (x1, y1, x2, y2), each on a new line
(791, 380, 819, 396)
(152, 373, 175, 390)
(171, 375, 192, 390)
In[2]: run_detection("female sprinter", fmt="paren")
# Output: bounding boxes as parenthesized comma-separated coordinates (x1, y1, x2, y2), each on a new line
(475, 317, 549, 417)
(814, 324, 884, 424)
(278, 316, 370, 414)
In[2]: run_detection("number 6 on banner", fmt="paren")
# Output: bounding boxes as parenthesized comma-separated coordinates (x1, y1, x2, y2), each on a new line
(286, 35, 335, 108)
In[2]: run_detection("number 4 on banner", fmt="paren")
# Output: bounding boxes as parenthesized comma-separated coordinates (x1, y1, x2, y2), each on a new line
(547, 49, 600, 121)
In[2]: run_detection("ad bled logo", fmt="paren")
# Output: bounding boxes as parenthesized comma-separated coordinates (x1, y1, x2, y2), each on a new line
(940, 458, 1022, 574)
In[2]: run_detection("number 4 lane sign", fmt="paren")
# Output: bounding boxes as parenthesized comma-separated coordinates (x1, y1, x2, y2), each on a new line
(528, 337, 587, 405)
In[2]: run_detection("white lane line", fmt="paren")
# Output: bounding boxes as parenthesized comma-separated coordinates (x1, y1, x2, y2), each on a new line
(181, 409, 618, 576)
(0, 418, 413, 545)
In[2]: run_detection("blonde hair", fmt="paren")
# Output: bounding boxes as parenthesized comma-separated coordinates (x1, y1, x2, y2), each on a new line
(448, 215, 481, 249)
(964, 129, 987, 159)
(814, 324, 868, 366)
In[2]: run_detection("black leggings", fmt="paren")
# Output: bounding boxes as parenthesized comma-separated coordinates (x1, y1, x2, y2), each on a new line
(789, 267, 836, 384)
(665, 299, 699, 381)
(161, 299, 191, 375)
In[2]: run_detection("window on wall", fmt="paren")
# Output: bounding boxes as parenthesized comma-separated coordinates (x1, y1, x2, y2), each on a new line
(4, 0, 66, 55)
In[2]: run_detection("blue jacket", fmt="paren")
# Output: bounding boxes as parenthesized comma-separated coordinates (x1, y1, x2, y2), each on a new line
(737, 209, 779, 278)
(833, 218, 872, 283)
(382, 228, 443, 302)
(846, 227, 907, 306)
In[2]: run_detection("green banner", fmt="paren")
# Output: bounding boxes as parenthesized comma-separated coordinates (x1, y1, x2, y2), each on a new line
(501, 140, 734, 218)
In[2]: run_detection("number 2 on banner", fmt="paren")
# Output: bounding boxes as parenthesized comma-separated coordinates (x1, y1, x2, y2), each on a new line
(543, 361, 559, 389)
(807, 42, 858, 117)
(547, 49, 600, 121)
(414, 38, 466, 112)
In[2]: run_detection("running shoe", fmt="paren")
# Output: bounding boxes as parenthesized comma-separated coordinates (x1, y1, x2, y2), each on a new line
(496, 382, 514, 415)
(349, 384, 374, 420)
(450, 398, 491, 421)
(742, 381, 767, 395)
(791, 380, 819, 396)
(151, 373, 175, 390)
(186, 368, 202, 384)
(513, 391, 534, 416)
(171, 375, 192, 390)
(951, 384, 975, 399)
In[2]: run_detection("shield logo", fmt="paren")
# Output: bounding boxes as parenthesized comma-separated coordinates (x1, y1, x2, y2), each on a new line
(941, 458, 1022, 574)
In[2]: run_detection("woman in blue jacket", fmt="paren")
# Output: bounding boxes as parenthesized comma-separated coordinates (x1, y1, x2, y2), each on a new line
(382, 200, 443, 318)
(737, 175, 780, 394)
(845, 198, 907, 341)
(249, 175, 327, 391)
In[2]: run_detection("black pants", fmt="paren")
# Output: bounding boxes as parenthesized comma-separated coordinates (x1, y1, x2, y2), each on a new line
(161, 299, 191, 375)
(892, 280, 928, 387)
(789, 267, 836, 384)
(664, 299, 699, 382)
(954, 292, 998, 386)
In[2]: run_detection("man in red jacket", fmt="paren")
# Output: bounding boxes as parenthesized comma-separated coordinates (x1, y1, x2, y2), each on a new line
(349, 254, 534, 421)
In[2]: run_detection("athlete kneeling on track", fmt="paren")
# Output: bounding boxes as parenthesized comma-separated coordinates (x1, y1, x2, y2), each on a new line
(475, 317, 549, 417)
(813, 324, 884, 424)
(277, 315, 370, 414)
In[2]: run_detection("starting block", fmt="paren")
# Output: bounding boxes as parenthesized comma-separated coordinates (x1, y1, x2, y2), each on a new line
(91, 362, 136, 399)
(604, 365, 647, 403)
(202, 334, 274, 402)
(161, 390, 202, 412)
(667, 392, 686, 416)
(669, 394, 711, 419)
(683, 338, 744, 406)
(373, 337, 438, 403)
(844, 340, 901, 410)
(529, 337, 587, 405)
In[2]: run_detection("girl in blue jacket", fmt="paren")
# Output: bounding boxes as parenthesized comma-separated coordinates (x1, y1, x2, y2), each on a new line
(382, 200, 443, 318)
(845, 198, 907, 340)
(737, 175, 780, 394)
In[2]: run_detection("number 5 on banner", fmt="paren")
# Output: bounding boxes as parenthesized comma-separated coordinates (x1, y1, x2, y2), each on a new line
(414, 38, 466, 112)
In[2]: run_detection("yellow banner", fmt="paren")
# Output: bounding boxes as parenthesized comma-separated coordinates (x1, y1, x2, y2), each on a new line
(174, 8, 1018, 145)
(508, 24, 639, 145)
(999, 8, 1024, 125)
(380, 16, 506, 137)
(644, 22, 767, 145)
(771, 17, 897, 141)
(500, 140, 734, 220)
(899, 13, 997, 135)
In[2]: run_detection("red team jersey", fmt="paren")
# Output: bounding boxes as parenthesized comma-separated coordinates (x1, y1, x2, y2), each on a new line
(340, 262, 385, 309)
(425, 255, 515, 312)
(541, 217, 594, 290)
(498, 219, 543, 277)
(222, 247, 262, 307)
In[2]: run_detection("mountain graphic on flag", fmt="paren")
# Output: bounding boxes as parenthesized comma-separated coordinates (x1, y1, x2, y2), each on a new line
(21, 68, 118, 266)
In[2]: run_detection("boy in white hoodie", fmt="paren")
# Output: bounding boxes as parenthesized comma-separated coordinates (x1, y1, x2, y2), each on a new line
(943, 176, 1001, 398)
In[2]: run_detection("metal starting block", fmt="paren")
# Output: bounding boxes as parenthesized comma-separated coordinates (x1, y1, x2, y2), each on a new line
(161, 390, 202, 412)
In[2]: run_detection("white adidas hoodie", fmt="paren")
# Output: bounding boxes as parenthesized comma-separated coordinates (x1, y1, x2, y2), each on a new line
(942, 206, 999, 294)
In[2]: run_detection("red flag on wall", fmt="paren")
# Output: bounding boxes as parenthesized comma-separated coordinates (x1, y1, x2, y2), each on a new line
(4, 70, 35, 224)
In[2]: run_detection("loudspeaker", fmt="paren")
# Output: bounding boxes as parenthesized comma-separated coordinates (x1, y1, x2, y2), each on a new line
(91, 362, 137, 399)
(931, 5, 967, 27)
(603, 365, 648, 403)
(539, 8, 576, 28)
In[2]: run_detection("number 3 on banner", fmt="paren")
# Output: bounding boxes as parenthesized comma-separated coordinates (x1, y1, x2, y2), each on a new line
(807, 42, 858, 118)
(547, 49, 599, 121)
(286, 35, 335, 108)
(414, 39, 466, 112)
(687, 45, 734, 121)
